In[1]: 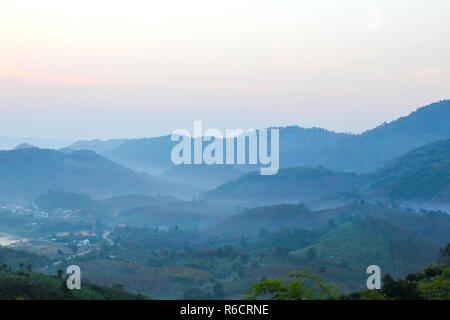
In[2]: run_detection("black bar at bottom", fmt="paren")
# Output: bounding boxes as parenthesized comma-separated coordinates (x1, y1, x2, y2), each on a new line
(1, 300, 447, 319)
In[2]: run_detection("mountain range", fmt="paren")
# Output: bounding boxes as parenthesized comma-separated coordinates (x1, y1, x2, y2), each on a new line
(67, 100, 450, 178)
(1, 100, 448, 209)
(200, 138, 450, 207)
(0, 148, 192, 202)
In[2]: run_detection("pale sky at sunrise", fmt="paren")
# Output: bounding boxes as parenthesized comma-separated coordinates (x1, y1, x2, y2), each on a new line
(0, 0, 449, 140)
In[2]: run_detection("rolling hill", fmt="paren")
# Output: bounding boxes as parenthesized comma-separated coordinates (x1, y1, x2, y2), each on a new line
(200, 167, 365, 207)
(288, 214, 443, 282)
(206, 202, 450, 285)
(68, 138, 129, 154)
(102, 135, 174, 175)
(205, 203, 309, 238)
(100, 193, 229, 216)
(163, 164, 244, 190)
(93, 128, 350, 176)
(309, 100, 450, 172)
(118, 205, 217, 228)
(0, 148, 192, 201)
(13, 143, 37, 150)
(0, 267, 146, 300)
(0, 137, 73, 150)
(207, 202, 450, 242)
(200, 137, 450, 207)
(365, 139, 450, 201)
(69, 100, 450, 177)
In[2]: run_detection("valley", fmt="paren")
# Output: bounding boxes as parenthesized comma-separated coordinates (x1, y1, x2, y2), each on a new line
(0, 100, 449, 299)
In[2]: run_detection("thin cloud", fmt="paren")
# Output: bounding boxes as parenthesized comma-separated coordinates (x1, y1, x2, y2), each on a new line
(272, 58, 331, 71)
(411, 67, 447, 78)
(169, 81, 275, 93)
(327, 88, 358, 96)
(207, 82, 274, 93)
(0, 66, 145, 87)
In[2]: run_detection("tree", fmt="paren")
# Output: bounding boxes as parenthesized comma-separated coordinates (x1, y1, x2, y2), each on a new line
(19, 262, 24, 271)
(246, 270, 340, 300)
(57, 269, 64, 280)
(27, 264, 32, 272)
(381, 274, 422, 300)
(418, 267, 450, 300)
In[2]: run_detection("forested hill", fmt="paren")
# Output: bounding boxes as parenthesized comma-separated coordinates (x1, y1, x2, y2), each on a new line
(366, 139, 450, 201)
(0, 267, 147, 300)
(298, 100, 450, 172)
(201, 167, 365, 206)
(78, 100, 450, 175)
(0, 147, 191, 201)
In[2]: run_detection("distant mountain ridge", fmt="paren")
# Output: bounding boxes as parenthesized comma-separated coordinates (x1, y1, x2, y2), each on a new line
(309, 100, 450, 172)
(103, 135, 174, 174)
(13, 143, 37, 150)
(68, 138, 129, 154)
(0, 148, 193, 201)
(0, 137, 72, 150)
(200, 138, 450, 206)
(66, 100, 450, 181)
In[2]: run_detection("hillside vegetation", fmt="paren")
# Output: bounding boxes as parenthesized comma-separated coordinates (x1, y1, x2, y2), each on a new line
(71, 100, 450, 176)
(0, 148, 192, 201)
(366, 139, 450, 201)
(202, 167, 365, 206)
(202, 138, 450, 206)
(0, 267, 146, 300)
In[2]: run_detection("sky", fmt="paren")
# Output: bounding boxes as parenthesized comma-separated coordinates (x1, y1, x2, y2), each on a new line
(0, 0, 449, 140)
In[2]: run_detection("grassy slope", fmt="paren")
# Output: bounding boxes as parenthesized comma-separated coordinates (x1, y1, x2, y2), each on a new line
(0, 268, 147, 300)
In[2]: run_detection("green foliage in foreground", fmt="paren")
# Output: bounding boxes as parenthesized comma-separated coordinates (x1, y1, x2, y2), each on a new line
(0, 268, 147, 300)
(247, 265, 450, 300)
(417, 268, 450, 300)
(246, 270, 340, 300)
